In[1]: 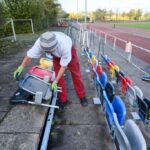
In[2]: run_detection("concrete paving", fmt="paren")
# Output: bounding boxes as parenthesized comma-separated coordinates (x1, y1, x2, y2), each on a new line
(0, 37, 48, 150)
(0, 28, 149, 150)
(49, 43, 114, 150)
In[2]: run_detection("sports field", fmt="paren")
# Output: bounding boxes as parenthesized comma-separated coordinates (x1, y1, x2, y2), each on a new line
(118, 23, 150, 29)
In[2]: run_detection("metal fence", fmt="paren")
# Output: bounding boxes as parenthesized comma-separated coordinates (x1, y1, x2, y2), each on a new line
(68, 23, 150, 75)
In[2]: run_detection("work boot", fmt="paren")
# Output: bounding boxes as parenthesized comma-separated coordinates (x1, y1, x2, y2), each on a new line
(80, 97, 88, 107)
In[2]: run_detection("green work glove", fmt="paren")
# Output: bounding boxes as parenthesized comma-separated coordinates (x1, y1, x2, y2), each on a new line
(13, 65, 24, 80)
(51, 81, 57, 93)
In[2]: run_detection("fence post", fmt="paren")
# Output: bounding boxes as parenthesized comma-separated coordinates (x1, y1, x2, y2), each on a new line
(104, 33, 107, 44)
(97, 36, 102, 61)
(11, 18, 16, 41)
(82, 31, 89, 47)
(79, 27, 83, 44)
(89, 30, 92, 47)
(125, 42, 132, 62)
(101, 39, 105, 66)
(30, 19, 34, 34)
(113, 37, 116, 50)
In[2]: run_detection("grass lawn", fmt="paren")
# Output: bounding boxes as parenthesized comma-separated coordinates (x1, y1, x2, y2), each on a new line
(118, 23, 150, 29)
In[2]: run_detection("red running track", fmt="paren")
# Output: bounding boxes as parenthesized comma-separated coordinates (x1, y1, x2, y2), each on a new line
(86, 23, 150, 64)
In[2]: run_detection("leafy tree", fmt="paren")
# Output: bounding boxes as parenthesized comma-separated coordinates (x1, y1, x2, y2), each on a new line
(127, 9, 136, 20)
(0, 2, 7, 37)
(135, 9, 142, 20)
(93, 9, 107, 21)
(57, 5, 68, 19)
(144, 12, 150, 20)
(4, 0, 60, 33)
(121, 12, 127, 21)
(108, 10, 113, 20)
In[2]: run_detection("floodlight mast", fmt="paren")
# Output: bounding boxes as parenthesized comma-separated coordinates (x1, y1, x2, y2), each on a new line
(77, 0, 79, 23)
(84, 0, 87, 29)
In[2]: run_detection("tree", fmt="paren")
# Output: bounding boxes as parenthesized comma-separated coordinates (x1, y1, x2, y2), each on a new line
(127, 9, 136, 20)
(135, 9, 142, 20)
(121, 12, 127, 21)
(4, 0, 60, 32)
(144, 12, 150, 20)
(0, 2, 7, 37)
(93, 9, 107, 21)
(108, 10, 113, 20)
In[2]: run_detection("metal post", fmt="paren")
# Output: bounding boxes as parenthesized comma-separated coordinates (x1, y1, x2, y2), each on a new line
(113, 37, 116, 50)
(30, 19, 34, 34)
(84, 0, 87, 29)
(104, 33, 107, 44)
(125, 42, 132, 62)
(97, 36, 102, 60)
(77, 0, 79, 23)
(79, 27, 83, 43)
(101, 39, 105, 66)
(10, 18, 16, 41)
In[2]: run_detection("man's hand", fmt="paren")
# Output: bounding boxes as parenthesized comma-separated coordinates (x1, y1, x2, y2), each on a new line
(13, 66, 24, 80)
(51, 80, 57, 92)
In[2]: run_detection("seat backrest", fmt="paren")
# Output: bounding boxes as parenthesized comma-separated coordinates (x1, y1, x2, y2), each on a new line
(105, 82, 115, 103)
(119, 75, 128, 94)
(100, 71, 108, 88)
(124, 119, 147, 150)
(96, 64, 103, 77)
(103, 91, 115, 128)
(19, 74, 52, 100)
(89, 50, 93, 59)
(138, 97, 148, 121)
(133, 86, 143, 101)
(113, 113, 131, 150)
(126, 84, 136, 107)
(143, 98, 150, 120)
(112, 96, 126, 126)
(28, 66, 55, 82)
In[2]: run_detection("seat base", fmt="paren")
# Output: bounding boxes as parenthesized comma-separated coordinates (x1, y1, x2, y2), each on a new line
(10, 88, 33, 104)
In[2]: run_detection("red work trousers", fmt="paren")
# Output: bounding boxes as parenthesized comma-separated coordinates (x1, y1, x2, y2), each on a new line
(53, 45, 85, 103)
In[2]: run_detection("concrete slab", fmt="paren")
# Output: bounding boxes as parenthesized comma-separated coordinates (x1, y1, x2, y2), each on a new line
(56, 104, 103, 125)
(49, 125, 114, 150)
(0, 106, 47, 133)
(66, 77, 94, 91)
(67, 89, 96, 104)
(0, 133, 39, 150)
(0, 112, 6, 122)
(0, 97, 11, 112)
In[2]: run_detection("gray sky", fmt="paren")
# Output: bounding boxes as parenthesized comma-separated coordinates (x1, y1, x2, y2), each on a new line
(58, 0, 150, 13)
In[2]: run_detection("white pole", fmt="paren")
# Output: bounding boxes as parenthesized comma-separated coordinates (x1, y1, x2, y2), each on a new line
(125, 42, 132, 62)
(77, 0, 79, 23)
(84, 0, 87, 29)
(11, 18, 16, 41)
(30, 19, 34, 34)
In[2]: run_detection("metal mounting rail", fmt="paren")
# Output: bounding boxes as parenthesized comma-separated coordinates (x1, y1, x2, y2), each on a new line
(40, 92, 58, 150)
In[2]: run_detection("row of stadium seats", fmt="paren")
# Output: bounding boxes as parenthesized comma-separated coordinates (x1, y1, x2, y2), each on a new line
(83, 47, 147, 150)
(102, 54, 150, 124)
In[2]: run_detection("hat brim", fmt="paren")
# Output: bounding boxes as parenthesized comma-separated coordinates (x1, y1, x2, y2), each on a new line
(40, 44, 57, 53)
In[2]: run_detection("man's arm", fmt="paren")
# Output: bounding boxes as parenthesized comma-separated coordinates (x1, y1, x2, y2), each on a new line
(51, 66, 67, 92)
(13, 55, 32, 79)
(55, 66, 67, 83)
(21, 55, 32, 67)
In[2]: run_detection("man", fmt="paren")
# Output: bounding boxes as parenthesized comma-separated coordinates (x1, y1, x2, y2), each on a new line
(14, 31, 88, 110)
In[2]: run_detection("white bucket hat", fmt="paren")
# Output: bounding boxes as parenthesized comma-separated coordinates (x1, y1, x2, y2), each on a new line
(40, 32, 58, 52)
